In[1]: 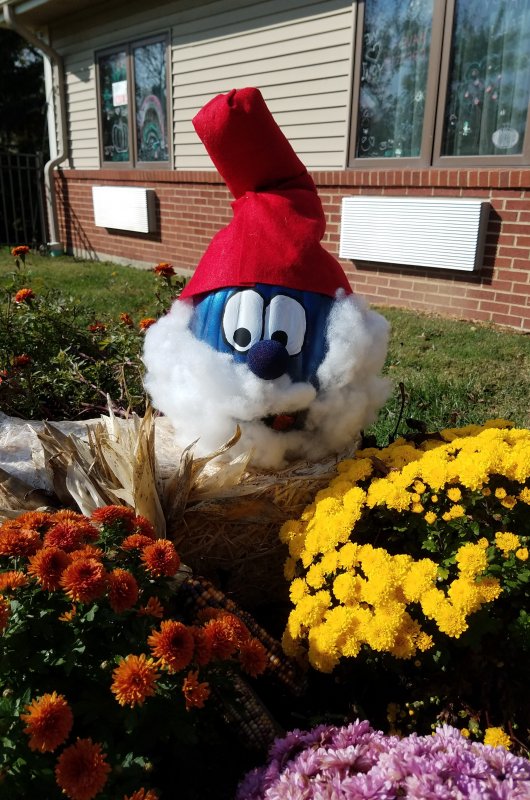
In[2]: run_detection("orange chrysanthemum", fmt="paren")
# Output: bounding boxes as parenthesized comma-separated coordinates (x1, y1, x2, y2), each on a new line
(107, 569, 139, 613)
(133, 516, 156, 539)
(238, 637, 268, 678)
(14, 287, 35, 303)
(21, 692, 73, 752)
(0, 527, 42, 557)
(148, 620, 194, 673)
(0, 597, 10, 633)
(91, 505, 136, 531)
(28, 547, 71, 591)
(59, 605, 77, 622)
(190, 626, 213, 667)
(139, 317, 156, 331)
(16, 510, 53, 532)
(124, 789, 159, 800)
(52, 510, 88, 524)
(60, 558, 107, 603)
(11, 245, 30, 257)
(122, 534, 155, 552)
(202, 618, 238, 660)
(137, 596, 164, 619)
(119, 312, 134, 327)
(182, 670, 210, 711)
(87, 321, 106, 333)
(55, 738, 111, 800)
(141, 540, 180, 577)
(69, 545, 104, 561)
(13, 354, 31, 367)
(153, 262, 175, 277)
(217, 612, 250, 647)
(0, 570, 27, 592)
(111, 654, 159, 707)
(44, 520, 99, 552)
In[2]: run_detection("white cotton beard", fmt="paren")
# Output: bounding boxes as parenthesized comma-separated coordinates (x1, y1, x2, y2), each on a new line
(142, 293, 391, 469)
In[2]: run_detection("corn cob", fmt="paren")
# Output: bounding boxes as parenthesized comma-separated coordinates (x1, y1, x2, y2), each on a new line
(211, 669, 282, 750)
(179, 576, 306, 695)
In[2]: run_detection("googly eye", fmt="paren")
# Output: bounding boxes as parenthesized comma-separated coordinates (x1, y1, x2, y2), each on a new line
(264, 295, 306, 356)
(222, 290, 264, 352)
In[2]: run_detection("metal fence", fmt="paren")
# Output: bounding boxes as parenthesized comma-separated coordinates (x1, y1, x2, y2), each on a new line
(0, 152, 47, 248)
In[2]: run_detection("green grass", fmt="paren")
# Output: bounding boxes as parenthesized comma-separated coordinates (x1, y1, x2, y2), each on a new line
(2, 247, 529, 439)
(370, 307, 530, 444)
(0, 247, 158, 321)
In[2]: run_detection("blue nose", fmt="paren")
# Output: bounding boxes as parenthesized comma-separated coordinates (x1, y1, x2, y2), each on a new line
(247, 339, 290, 380)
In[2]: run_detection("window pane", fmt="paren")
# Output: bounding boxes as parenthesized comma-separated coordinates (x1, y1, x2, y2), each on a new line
(98, 50, 130, 162)
(133, 40, 169, 163)
(356, 0, 434, 159)
(443, 0, 530, 156)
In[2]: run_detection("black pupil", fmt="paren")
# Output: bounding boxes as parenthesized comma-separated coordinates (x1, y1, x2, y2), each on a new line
(234, 328, 251, 347)
(271, 330, 288, 348)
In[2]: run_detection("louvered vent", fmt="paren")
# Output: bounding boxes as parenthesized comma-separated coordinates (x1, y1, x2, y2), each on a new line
(92, 186, 156, 233)
(339, 196, 490, 272)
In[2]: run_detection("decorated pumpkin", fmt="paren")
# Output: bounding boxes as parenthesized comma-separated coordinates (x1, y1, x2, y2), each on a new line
(143, 88, 390, 469)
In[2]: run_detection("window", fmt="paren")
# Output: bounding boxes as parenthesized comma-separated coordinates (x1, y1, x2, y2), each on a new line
(96, 35, 170, 167)
(349, 0, 530, 167)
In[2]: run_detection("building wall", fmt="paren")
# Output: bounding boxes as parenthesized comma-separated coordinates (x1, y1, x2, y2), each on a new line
(56, 166, 530, 331)
(49, 0, 530, 331)
(51, 0, 353, 171)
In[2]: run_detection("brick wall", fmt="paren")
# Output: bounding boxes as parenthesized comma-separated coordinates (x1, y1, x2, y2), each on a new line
(56, 167, 530, 331)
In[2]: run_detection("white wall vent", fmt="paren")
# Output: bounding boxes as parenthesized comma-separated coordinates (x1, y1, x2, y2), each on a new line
(339, 196, 490, 272)
(92, 186, 156, 233)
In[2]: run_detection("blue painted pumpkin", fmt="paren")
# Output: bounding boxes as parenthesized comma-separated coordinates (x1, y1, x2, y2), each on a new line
(188, 283, 335, 386)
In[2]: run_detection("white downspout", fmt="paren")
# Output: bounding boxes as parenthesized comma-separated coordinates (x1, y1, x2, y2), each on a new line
(3, 2, 67, 255)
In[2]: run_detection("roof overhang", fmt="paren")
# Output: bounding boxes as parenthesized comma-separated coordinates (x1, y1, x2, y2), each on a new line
(0, 0, 96, 28)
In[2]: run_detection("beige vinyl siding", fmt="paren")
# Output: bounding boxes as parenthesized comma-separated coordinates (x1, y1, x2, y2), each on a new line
(172, 0, 353, 170)
(50, 0, 353, 170)
(63, 54, 98, 169)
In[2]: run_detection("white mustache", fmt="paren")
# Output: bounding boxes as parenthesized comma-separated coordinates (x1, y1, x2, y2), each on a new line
(142, 292, 390, 469)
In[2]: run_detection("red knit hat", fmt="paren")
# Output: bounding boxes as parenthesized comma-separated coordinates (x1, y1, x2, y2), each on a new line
(179, 87, 352, 300)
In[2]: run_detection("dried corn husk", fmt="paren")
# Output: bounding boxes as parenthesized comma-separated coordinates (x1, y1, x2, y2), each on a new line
(1, 403, 353, 605)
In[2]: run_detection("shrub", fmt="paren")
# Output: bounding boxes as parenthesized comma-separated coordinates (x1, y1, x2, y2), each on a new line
(236, 720, 530, 799)
(0, 506, 268, 799)
(0, 251, 184, 420)
(279, 421, 530, 747)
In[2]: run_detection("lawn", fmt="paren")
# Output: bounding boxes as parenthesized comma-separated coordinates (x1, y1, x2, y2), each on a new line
(2, 246, 530, 440)
(0, 247, 158, 321)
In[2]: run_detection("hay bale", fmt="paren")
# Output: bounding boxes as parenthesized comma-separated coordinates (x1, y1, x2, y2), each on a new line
(171, 455, 349, 607)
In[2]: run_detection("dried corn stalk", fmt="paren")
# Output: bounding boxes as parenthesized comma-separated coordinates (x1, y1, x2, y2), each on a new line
(36, 403, 166, 533)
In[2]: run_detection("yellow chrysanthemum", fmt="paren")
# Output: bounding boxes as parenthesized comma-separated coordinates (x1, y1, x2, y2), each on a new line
(494, 531, 520, 554)
(289, 578, 309, 604)
(332, 572, 363, 604)
(402, 560, 438, 603)
(516, 547, 529, 561)
(518, 487, 530, 504)
(442, 504, 465, 521)
(484, 726, 511, 749)
(455, 543, 487, 578)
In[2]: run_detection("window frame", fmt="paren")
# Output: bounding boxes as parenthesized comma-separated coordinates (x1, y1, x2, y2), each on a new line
(348, 0, 530, 169)
(95, 32, 172, 170)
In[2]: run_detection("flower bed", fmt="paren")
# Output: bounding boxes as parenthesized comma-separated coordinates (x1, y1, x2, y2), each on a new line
(0, 506, 275, 799)
(237, 720, 530, 799)
(279, 421, 530, 746)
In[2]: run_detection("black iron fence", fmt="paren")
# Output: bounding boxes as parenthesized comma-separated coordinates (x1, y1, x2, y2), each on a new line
(0, 152, 47, 248)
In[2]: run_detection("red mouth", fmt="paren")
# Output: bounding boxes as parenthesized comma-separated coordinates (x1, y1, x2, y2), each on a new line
(263, 410, 308, 432)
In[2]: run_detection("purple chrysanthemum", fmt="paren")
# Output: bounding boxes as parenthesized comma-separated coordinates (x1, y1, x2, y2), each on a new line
(236, 721, 530, 800)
